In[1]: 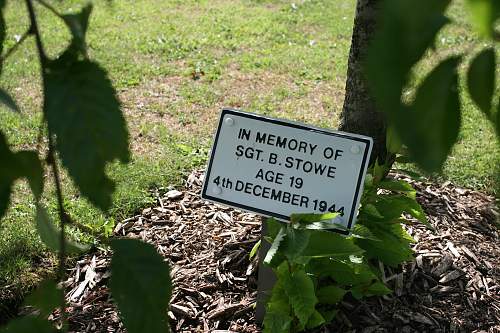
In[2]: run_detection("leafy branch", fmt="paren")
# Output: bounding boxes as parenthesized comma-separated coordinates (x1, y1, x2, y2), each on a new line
(0, 1, 172, 332)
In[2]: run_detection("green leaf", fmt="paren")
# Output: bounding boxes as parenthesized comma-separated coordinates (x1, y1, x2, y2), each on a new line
(307, 258, 376, 286)
(319, 309, 338, 323)
(351, 280, 392, 299)
(361, 203, 384, 219)
(282, 269, 317, 327)
(305, 310, 325, 330)
(466, 0, 500, 39)
(0, 316, 57, 333)
(378, 179, 416, 199)
(62, 4, 93, 56)
(263, 273, 292, 333)
(301, 230, 364, 258)
(15, 151, 44, 200)
(0, 89, 20, 112)
(316, 285, 347, 305)
(110, 239, 172, 333)
(265, 218, 283, 240)
(355, 224, 414, 267)
(249, 239, 260, 260)
(290, 213, 338, 226)
(467, 48, 496, 118)
(374, 194, 431, 228)
(351, 224, 380, 241)
(44, 52, 130, 211)
(35, 205, 89, 254)
(24, 280, 62, 318)
(281, 226, 310, 263)
(403, 57, 462, 172)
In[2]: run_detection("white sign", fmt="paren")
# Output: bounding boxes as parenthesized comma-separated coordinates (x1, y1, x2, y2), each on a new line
(202, 109, 372, 233)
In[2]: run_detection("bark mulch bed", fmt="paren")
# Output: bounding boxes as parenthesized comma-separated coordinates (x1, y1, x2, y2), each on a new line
(46, 170, 498, 332)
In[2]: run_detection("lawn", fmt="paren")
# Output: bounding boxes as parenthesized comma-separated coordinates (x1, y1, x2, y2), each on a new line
(0, 0, 498, 312)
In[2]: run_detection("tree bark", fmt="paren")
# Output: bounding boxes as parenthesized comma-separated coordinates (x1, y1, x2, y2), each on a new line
(339, 0, 386, 164)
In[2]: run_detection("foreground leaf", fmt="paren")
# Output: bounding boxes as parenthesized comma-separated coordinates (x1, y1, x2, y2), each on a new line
(110, 239, 172, 333)
(45, 53, 130, 211)
(35, 205, 89, 254)
(467, 48, 496, 118)
(402, 57, 462, 172)
(24, 280, 62, 318)
(466, 0, 500, 39)
(366, 0, 451, 116)
(0, 316, 56, 333)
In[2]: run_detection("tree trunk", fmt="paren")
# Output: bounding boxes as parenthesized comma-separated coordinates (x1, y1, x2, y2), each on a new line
(339, 0, 386, 164)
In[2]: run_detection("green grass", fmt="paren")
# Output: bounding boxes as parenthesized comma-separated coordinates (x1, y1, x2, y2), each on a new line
(0, 0, 498, 311)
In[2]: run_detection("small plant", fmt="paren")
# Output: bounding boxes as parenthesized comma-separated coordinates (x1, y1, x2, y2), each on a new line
(262, 135, 430, 332)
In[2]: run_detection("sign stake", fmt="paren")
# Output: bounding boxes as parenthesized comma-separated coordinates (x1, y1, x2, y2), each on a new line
(255, 217, 276, 324)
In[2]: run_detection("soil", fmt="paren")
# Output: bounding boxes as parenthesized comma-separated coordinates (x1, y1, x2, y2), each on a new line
(41, 170, 499, 332)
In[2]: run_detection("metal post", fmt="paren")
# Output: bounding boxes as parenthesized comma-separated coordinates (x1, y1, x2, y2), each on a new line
(255, 217, 277, 324)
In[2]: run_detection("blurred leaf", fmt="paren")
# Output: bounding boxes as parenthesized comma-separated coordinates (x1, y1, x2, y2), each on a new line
(316, 285, 346, 305)
(24, 280, 62, 318)
(282, 268, 317, 327)
(44, 51, 129, 211)
(110, 239, 172, 333)
(366, 0, 451, 116)
(0, 316, 56, 333)
(62, 4, 92, 56)
(467, 48, 496, 118)
(35, 205, 89, 254)
(465, 0, 500, 39)
(400, 57, 462, 172)
(15, 151, 44, 200)
(0, 89, 20, 112)
(386, 125, 402, 154)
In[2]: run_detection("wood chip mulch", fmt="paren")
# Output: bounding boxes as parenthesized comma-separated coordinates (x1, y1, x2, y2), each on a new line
(48, 170, 499, 333)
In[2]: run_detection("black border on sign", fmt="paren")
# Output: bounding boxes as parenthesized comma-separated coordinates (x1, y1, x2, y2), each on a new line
(201, 108, 372, 235)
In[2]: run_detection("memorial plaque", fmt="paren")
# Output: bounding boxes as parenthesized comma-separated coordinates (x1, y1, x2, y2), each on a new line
(202, 109, 372, 233)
